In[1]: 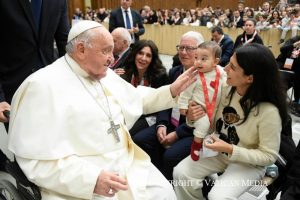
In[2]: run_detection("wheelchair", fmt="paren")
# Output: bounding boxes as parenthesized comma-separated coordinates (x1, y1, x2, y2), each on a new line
(0, 150, 41, 200)
(0, 171, 22, 200)
(279, 69, 295, 103)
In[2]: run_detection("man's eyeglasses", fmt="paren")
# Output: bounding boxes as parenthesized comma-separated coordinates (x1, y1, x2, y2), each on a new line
(176, 45, 197, 53)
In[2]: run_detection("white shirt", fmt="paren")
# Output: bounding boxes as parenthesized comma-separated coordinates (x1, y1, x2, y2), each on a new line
(121, 7, 133, 29)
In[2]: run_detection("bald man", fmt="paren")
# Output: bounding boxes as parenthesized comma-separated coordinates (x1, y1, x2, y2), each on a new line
(8, 20, 196, 200)
(111, 27, 132, 70)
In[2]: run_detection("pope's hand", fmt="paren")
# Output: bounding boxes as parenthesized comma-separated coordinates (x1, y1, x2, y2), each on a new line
(170, 66, 197, 97)
(0, 101, 10, 123)
(94, 170, 128, 197)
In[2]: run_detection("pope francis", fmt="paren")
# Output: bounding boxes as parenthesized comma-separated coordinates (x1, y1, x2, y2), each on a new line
(8, 20, 196, 200)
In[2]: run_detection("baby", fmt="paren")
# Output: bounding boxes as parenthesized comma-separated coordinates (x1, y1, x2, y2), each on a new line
(178, 41, 226, 161)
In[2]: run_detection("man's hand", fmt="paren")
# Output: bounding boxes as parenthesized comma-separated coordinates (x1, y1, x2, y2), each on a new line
(132, 26, 139, 34)
(157, 126, 167, 144)
(293, 40, 300, 48)
(161, 131, 178, 146)
(186, 101, 206, 122)
(128, 25, 139, 35)
(93, 170, 128, 197)
(0, 101, 10, 123)
(170, 66, 197, 97)
(114, 68, 125, 76)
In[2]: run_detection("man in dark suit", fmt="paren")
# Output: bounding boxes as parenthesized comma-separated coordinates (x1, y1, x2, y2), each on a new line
(159, 31, 204, 180)
(143, 31, 204, 180)
(231, 10, 243, 28)
(109, 0, 144, 43)
(111, 27, 132, 70)
(211, 26, 234, 67)
(0, 0, 69, 105)
(0, 1, 69, 194)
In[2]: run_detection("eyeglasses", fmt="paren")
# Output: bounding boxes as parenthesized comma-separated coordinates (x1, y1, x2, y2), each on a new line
(176, 45, 197, 53)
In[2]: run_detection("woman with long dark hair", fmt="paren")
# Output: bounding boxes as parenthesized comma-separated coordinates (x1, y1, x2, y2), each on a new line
(174, 43, 288, 200)
(122, 39, 168, 88)
(121, 39, 169, 168)
(121, 39, 170, 162)
(269, 10, 282, 28)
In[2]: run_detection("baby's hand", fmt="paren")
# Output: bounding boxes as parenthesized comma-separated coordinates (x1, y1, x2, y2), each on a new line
(179, 108, 187, 115)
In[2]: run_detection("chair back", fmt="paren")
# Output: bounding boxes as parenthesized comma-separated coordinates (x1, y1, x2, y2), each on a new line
(279, 69, 295, 91)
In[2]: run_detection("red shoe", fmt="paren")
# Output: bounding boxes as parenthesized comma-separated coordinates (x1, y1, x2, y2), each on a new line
(190, 140, 202, 161)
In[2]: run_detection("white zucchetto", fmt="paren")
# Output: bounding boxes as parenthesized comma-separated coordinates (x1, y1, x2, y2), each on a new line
(67, 20, 103, 42)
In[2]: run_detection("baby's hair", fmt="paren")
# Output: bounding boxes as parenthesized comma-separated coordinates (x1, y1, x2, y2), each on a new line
(198, 41, 222, 59)
(261, 14, 268, 19)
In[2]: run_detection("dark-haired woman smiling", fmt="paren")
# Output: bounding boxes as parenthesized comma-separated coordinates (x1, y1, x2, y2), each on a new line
(121, 39, 170, 168)
(121, 39, 168, 88)
(174, 43, 288, 200)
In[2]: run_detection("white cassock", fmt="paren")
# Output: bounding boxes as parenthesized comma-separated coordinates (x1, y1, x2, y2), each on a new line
(8, 54, 177, 200)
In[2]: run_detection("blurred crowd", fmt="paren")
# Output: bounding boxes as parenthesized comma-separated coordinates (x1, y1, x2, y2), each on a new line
(73, 1, 300, 43)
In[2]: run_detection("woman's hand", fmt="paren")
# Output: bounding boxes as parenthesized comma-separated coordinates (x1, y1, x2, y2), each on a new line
(204, 135, 233, 154)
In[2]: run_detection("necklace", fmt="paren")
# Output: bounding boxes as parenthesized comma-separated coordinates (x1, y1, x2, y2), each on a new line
(64, 56, 121, 143)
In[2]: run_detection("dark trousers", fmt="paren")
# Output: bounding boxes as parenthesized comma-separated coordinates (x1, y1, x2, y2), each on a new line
(281, 141, 300, 200)
(294, 70, 300, 102)
(162, 136, 193, 180)
(132, 125, 164, 170)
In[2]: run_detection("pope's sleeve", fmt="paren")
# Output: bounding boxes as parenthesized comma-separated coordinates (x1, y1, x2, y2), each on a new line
(16, 155, 102, 199)
(136, 85, 177, 115)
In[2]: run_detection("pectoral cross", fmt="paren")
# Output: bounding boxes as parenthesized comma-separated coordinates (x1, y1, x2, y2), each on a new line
(107, 120, 121, 143)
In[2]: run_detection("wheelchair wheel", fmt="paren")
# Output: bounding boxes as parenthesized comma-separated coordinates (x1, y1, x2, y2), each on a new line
(0, 193, 7, 200)
(0, 180, 23, 200)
